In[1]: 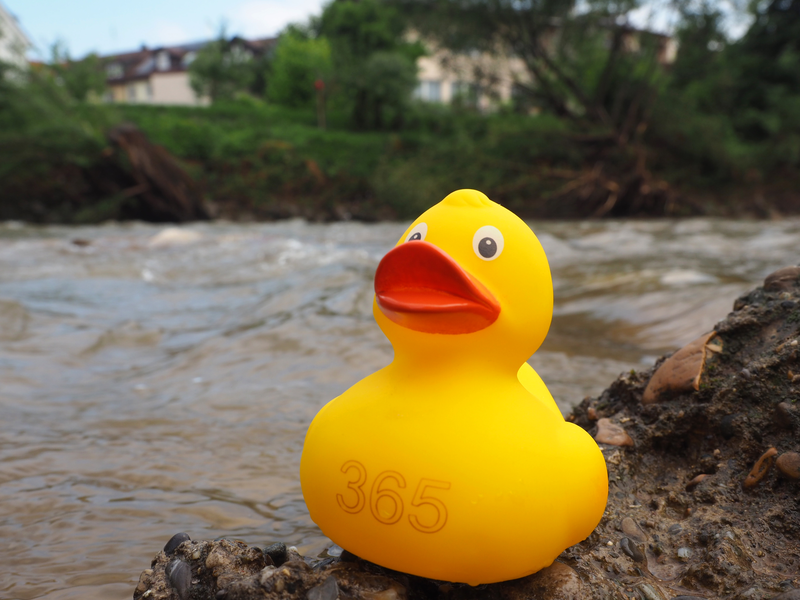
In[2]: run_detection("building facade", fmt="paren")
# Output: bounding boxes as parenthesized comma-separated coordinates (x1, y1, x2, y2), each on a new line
(0, 0, 31, 70)
(103, 37, 275, 105)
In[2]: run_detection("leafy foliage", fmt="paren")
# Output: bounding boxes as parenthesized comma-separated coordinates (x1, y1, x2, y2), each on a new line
(317, 0, 424, 129)
(188, 32, 263, 101)
(268, 29, 332, 107)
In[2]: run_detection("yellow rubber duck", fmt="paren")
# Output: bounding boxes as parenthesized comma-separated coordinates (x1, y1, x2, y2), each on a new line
(300, 189, 607, 584)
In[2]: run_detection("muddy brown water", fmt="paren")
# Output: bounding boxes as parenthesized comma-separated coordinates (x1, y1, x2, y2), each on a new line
(1, 218, 799, 600)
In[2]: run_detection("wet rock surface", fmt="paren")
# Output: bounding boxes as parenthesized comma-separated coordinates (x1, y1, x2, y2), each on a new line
(134, 269, 800, 600)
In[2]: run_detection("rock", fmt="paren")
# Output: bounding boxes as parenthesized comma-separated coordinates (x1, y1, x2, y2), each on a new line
(637, 582, 667, 600)
(642, 331, 718, 404)
(163, 532, 191, 555)
(770, 590, 800, 600)
(743, 447, 778, 489)
(264, 542, 287, 566)
(775, 402, 798, 429)
(166, 558, 192, 600)
(594, 418, 634, 446)
(307, 575, 339, 600)
(506, 561, 584, 599)
(720, 414, 738, 438)
(620, 537, 645, 562)
(621, 517, 646, 542)
(764, 267, 800, 292)
(686, 473, 711, 490)
(776, 452, 800, 479)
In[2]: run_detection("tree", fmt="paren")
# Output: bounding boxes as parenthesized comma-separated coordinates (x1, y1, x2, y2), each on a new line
(268, 29, 332, 108)
(318, 0, 423, 129)
(188, 30, 258, 102)
(49, 42, 107, 102)
(390, 0, 668, 138)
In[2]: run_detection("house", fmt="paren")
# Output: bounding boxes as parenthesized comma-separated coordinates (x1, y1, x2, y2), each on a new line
(103, 36, 276, 105)
(413, 25, 677, 112)
(0, 0, 31, 70)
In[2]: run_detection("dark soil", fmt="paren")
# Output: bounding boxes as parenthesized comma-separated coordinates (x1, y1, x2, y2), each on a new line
(134, 267, 800, 600)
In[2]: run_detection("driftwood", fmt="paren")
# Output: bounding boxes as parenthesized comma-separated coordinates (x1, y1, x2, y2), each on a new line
(107, 124, 208, 222)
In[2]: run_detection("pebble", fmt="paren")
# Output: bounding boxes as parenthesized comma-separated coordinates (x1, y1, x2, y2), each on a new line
(770, 590, 800, 600)
(587, 406, 598, 420)
(307, 575, 339, 600)
(744, 447, 778, 489)
(677, 547, 692, 559)
(163, 532, 191, 556)
(668, 524, 682, 536)
(520, 561, 585, 599)
(620, 537, 645, 563)
(764, 266, 800, 292)
(776, 452, 800, 479)
(776, 402, 797, 429)
(642, 331, 716, 404)
(622, 517, 646, 542)
(637, 582, 667, 600)
(686, 474, 710, 490)
(720, 414, 738, 439)
(264, 542, 287, 566)
(166, 558, 192, 600)
(595, 418, 634, 446)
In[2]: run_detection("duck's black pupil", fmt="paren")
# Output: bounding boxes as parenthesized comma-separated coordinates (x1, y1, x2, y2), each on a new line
(478, 237, 497, 258)
(409, 232, 422, 241)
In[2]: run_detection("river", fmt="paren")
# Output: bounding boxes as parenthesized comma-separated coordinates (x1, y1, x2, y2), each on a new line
(1, 217, 798, 599)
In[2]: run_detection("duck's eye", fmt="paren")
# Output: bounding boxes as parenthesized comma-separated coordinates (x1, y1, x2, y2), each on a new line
(472, 225, 504, 261)
(405, 222, 427, 242)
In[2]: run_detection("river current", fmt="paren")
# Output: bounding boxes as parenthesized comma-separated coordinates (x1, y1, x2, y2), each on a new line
(1, 217, 798, 599)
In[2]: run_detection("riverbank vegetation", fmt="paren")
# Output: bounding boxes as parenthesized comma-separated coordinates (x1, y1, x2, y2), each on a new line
(2, 0, 799, 223)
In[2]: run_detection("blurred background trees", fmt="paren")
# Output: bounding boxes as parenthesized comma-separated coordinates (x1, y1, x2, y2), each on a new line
(2, 0, 800, 221)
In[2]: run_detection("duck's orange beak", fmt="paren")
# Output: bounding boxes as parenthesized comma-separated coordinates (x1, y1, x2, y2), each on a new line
(375, 241, 500, 334)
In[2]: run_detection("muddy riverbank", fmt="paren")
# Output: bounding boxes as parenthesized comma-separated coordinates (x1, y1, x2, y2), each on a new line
(132, 267, 800, 599)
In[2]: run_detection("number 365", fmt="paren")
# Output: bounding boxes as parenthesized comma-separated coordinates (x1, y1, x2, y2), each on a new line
(336, 460, 451, 534)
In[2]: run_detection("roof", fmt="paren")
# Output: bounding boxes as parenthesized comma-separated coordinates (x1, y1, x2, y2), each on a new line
(103, 37, 278, 84)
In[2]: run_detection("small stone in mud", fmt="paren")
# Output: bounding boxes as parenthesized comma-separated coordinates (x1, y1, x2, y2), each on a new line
(163, 532, 191, 555)
(776, 452, 800, 479)
(764, 266, 800, 292)
(686, 474, 710, 490)
(775, 402, 797, 429)
(264, 542, 287, 566)
(770, 590, 800, 600)
(595, 418, 634, 446)
(642, 331, 716, 403)
(514, 561, 584, 598)
(636, 582, 667, 600)
(166, 558, 192, 600)
(620, 537, 645, 563)
(307, 575, 339, 600)
(622, 516, 646, 542)
(744, 447, 778, 489)
(720, 414, 738, 438)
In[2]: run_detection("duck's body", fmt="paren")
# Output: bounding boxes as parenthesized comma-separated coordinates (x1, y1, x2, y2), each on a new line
(300, 190, 607, 585)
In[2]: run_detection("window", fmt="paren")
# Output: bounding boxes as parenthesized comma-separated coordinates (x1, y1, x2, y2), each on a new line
(127, 84, 137, 101)
(182, 51, 196, 67)
(106, 63, 123, 79)
(413, 80, 442, 102)
(156, 51, 170, 71)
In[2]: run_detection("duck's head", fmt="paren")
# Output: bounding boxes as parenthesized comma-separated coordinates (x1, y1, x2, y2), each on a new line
(373, 189, 552, 370)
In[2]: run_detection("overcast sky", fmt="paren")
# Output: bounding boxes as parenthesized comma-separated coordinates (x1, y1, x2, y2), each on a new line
(7, 0, 327, 59)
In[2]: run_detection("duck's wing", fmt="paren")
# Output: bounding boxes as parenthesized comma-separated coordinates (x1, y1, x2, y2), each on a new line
(517, 362, 563, 418)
